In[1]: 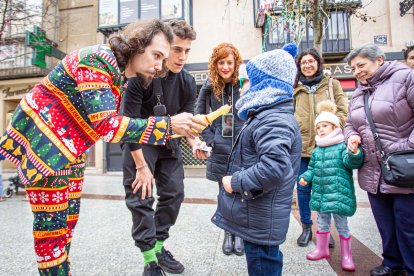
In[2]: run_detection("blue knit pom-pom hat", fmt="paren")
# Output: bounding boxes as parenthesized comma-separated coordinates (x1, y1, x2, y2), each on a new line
(236, 43, 298, 120)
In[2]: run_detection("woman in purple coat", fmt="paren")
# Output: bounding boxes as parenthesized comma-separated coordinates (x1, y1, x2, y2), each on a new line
(344, 43, 414, 276)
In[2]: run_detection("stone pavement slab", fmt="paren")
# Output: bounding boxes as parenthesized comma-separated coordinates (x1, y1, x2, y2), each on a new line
(0, 173, 382, 276)
(0, 197, 336, 275)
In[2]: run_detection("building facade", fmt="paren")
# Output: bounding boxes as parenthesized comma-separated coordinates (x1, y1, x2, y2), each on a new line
(1, 0, 413, 172)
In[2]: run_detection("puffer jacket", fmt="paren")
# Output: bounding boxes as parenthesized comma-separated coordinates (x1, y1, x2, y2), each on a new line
(300, 142, 364, 216)
(294, 73, 348, 157)
(211, 100, 302, 246)
(344, 61, 414, 194)
(196, 79, 244, 182)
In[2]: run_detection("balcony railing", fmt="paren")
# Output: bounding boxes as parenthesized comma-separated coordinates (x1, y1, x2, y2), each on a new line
(0, 40, 53, 80)
(254, 0, 362, 27)
(263, 9, 352, 56)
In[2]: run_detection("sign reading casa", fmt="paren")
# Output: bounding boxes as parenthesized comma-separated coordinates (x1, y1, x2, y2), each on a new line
(324, 63, 353, 78)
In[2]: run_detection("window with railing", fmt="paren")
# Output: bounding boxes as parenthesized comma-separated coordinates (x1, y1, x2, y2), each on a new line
(264, 10, 351, 54)
(254, 0, 360, 54)
(1, 0, 43, 39)
(0, 42, 32, 69)
(0, 40, 53, 79)
(0, 0, 56, 76)
(98, 0, 193, 36)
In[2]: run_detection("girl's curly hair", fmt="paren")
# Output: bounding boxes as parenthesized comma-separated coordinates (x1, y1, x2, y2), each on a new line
(208, 43, 243, 100)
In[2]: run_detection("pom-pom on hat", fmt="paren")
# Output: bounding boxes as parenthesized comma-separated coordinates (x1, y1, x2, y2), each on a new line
(246, 42, 298, 87)
(314, 100, 340, 127)
(235, 43, 298, 120)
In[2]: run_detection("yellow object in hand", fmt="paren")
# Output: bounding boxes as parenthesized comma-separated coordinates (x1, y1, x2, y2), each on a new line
(170, 105, 232, 138)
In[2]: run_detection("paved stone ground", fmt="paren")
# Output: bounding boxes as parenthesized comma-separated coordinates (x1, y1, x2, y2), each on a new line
(0, 172, 382, 275)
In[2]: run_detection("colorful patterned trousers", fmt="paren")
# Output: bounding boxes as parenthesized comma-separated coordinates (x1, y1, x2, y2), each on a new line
(25, 155, 85, 275)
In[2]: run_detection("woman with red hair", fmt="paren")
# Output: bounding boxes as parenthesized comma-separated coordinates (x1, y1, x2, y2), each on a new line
(196, 43, 247, 256)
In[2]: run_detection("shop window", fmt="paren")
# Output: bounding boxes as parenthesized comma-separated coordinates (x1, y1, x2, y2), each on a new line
(264, 11, 351, 54)
(85, 144, 96, 167)
(98, 0, 192, 29)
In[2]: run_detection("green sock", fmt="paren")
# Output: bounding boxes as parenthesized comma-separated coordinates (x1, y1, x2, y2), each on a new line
(142, 248, 157, 265)
(154, 240, 164, 254)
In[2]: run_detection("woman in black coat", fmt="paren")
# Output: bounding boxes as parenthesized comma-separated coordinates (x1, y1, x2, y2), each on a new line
(196, 43, 246, 255)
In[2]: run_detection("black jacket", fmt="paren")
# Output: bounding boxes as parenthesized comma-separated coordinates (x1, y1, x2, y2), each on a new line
(122, 70, 196, 152)
(196, 79, 245, 182)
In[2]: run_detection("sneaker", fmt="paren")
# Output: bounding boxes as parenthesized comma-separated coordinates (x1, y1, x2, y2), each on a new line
(142, 262, 166, 276)
(156, 248, 184, 274)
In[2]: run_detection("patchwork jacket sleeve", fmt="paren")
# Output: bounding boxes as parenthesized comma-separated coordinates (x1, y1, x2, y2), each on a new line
(74, 47, 169, 145)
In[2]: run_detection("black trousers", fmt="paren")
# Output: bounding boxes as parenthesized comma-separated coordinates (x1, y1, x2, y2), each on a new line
(368, 192, 414, 275)
(123, 145, 185, 252)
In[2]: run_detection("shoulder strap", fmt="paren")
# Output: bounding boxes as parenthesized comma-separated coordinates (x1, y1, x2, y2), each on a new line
(328, 77, 335, 102)
(364, 92, 385, 159)
(153, 78, 164, 105)
(205, 88, 211, 114)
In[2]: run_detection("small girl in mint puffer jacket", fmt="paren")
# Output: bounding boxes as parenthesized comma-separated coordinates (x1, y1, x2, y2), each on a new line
(299, 100, 364, 271)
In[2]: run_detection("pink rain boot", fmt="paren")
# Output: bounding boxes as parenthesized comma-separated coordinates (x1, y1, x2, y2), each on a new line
(306, 231, 330, 260)
(340, 235, 355, 271)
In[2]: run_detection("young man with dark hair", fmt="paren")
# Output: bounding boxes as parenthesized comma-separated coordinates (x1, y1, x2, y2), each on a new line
(0, 19, 206, 275)
(122, 20, 207, 276)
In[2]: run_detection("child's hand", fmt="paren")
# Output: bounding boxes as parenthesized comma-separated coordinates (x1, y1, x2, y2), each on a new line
(299, 178, 307, 186)
(222, 176, 233, 193)
(347, 135, 361, 153)
(350, 141, 360, 154)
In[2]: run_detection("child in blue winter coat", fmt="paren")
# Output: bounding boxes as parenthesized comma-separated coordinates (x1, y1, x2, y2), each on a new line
(299, 100, 363, 271)
(212, 43, 302, 276)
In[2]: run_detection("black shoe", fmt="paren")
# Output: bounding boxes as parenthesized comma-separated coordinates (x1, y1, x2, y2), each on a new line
(329, 234, 335, 248)
(297, 224, 312, 247)
(370, 265, 407, 276)
(156, 248, 184, 274)
(222, 231, 233, 255)
(143, 262, 166, 276)
(233, 235, 244, 256)
(392, 270, 408, 276)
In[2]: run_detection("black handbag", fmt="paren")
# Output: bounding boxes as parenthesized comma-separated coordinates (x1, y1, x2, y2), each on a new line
(364, 92, 414, 188)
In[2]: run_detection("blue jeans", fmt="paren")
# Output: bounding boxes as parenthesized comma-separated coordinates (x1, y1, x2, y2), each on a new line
(317, 212, 350, 237)
(297, 157, 312, 225)
(243, 240, 283, 276)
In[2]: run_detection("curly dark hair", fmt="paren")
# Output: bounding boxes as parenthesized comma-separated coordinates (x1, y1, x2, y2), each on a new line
(404, 46, 414, 61)
(169, 19, 196, 40)
(294, 48, 324, 87)
(208, 43, 243, 100)
(109, 19, 174, 68)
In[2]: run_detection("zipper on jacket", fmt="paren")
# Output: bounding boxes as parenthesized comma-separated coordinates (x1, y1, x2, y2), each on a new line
(225, 118, 251, 175)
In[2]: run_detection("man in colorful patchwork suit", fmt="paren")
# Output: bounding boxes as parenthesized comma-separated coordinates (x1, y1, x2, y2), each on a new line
(0, 19, 205, 275)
